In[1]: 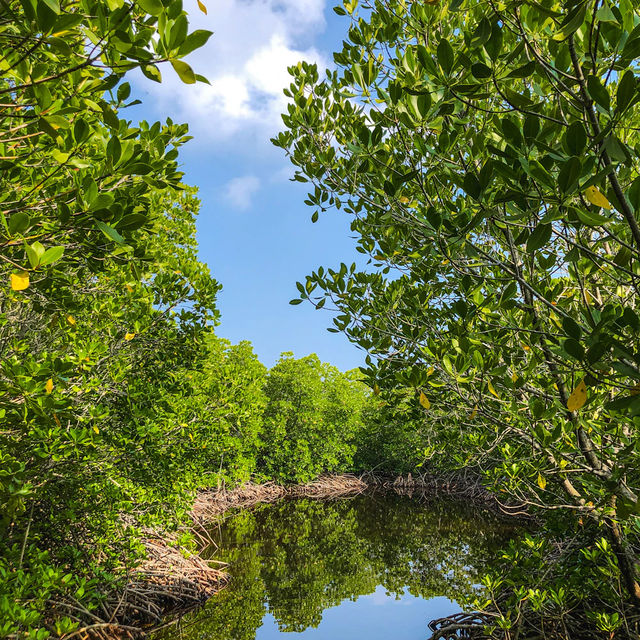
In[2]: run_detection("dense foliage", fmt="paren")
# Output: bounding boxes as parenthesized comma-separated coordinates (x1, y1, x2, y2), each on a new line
(0, 1, 374, 636)
(278, 0, 640, 633)
(260, 353, 370, 481)
(0, 0, 220, 634)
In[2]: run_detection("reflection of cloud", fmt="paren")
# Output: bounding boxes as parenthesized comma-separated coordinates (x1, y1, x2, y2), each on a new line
(138, 0, 328, 141)
(360, 585, 412, 606)
(224, 175, 260, 210)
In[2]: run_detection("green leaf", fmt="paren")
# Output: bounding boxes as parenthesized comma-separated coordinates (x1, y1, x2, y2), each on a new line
(553, 3, 586, 40)
(25, 244, 41, 269)
(526, 222, 552, 253)
(137, 0, 163, 15)
(407, 93, 431, 120)
(576, 208, 610, 226)
(117, 82, 131, 103)
(90, 193, 115, 212)
(122, 162, 153, 175)
(437, 39, 454, 75)
(96, 221, 124, 244)
(38, 0, 60, 14)
(604, 136, 628, 163)
(485, 22, 503, 61)
(501, 118, 522, 147)
(507, 60, 536, 78)
(73, 118, 90, 143)
(101, 102, 119, 129)
(587, 75, 610, 112)
(463, 173, 482, 200)
(39, 246, 64, 266)
(51, 149, 69, 163)
(628, 176, 640, 212)
(562, 317, 582, 340)
(564, 121, 587, 155)
(289, 299, 303, 305)
(117, 214, 148, 230)
(179, 29, 214, 57)
(613, 246, 632, 267)
(471, 62, 491, 79)
(170, 59, 196, 84)
(107, 136, 121, 164)
(616, 70, 637, 114)
(168, 15, 188, 50)
(558, 156, 581, 193)
(523, 115, 540, 141)
(141, 64, 162, 83)
(9, 212, 31, 234)
(595, 3, 617, 23)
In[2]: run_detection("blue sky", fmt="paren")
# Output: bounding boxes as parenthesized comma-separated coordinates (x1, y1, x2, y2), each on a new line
(130, 0, 365, 371)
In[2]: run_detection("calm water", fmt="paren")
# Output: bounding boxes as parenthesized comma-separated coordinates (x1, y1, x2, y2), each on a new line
(158, 493, 515, 640)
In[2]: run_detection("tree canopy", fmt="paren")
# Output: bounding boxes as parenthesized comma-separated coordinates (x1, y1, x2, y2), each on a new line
(277, 0, 640, 630)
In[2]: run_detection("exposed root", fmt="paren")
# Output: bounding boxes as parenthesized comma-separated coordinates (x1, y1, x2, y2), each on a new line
(56, 532, 227, 640)
(192, 474, 366, 524)
(288, 473, 367, 497)
(363, 471, 533, 521)
(428, 612, 494, 639)
(191, 482, 287, 524)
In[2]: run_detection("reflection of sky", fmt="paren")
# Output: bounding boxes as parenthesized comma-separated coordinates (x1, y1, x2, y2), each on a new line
(256, 586, 459, 639)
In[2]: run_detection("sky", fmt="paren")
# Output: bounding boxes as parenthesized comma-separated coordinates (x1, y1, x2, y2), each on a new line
(130, 0, 365, 371)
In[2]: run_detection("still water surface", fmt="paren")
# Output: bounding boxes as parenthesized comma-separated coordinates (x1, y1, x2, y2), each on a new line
(159, 493, 515, 640)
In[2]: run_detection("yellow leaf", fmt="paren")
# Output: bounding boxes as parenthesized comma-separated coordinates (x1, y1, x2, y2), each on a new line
(66, 314, 76, 326)
(567, 379, 587, 412)
(373, 383, 380, 395)
(197, 0, 207, 13)
(537, 473, 547, 490)
(126, 284, 133, 293)
(523, 344, 530, 351)
(511, 372, 518, 383)
(93, 426, 99, 434)
(427, 367, 434, 376)
(399, 196, 410, 204)
(487, 381, 499, 398)
(124, 332, 135, 341)
(584, 185, 611, 210)
(53, 414, 61, 427)
(10, 271, 29, 291)
(469, 405, 478, 419)
(419, 391, 431, 409)
(45, 378, 53, 394)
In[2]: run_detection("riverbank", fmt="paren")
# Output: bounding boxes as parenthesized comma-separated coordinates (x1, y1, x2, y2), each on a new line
(62, 472, 517, 640)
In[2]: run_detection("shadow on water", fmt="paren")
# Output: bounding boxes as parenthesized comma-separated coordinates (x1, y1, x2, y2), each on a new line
(157, 493, 518, 640)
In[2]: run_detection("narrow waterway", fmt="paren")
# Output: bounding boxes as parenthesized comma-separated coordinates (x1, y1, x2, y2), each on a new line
(158, 492, 517, 640)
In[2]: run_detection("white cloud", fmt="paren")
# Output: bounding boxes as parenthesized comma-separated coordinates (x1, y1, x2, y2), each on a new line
(224, 175, 261, 210)
(137, 0, 328, 142)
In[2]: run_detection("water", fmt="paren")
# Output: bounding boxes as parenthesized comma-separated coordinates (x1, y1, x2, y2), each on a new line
(159, 492, 515, 640)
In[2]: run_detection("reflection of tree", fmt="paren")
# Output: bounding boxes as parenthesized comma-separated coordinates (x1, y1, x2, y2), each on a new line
(164, 495, 514, 640)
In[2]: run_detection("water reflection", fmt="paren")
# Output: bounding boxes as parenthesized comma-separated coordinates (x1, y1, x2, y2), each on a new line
(160, 493, 515, 640)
